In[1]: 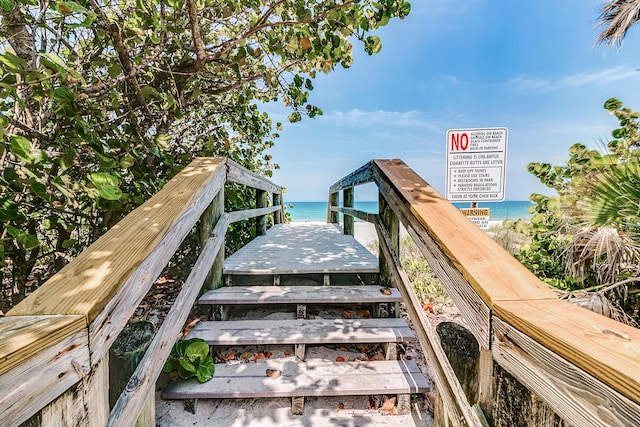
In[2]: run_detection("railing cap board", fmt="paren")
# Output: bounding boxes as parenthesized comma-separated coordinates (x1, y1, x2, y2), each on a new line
(329, 160, 375, 193)
(494, 299, 640, 405)
(373, 159, 557, 306)
(0, 315, 85, 376)
(7, 157, 226, 323)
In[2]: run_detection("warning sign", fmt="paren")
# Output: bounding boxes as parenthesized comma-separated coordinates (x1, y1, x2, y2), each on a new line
(446, 128, 508, 202)
(460, 208, 490, 230)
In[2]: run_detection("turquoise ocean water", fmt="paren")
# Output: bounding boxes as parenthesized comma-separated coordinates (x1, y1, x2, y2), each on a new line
(285, 201, 534, 223)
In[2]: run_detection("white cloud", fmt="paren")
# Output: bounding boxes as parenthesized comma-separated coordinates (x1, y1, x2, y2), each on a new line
(329, 109, 440, 131)
(506, 66, 639, 93)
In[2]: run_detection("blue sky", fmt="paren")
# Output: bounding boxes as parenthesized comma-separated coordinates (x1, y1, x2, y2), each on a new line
(266, 0, 640, 202)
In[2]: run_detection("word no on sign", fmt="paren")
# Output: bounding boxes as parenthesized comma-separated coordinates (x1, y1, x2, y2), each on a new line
(445, 127, 508, 202)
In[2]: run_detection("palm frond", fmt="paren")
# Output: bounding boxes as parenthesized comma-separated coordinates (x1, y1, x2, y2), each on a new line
(596, 0, 640, 45)
(565, 292, 638, 326)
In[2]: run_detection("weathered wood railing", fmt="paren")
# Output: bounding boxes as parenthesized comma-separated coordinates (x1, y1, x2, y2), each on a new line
(0, 157, 283, 427)
(329, 159, 640, 426)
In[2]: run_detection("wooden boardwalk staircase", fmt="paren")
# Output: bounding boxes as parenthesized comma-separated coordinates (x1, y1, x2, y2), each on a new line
(4, 157, 640, 427)
(161, 222, 429, 417)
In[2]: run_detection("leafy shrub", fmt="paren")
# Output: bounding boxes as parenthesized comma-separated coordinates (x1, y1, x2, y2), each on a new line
(163, 338, 215, 383)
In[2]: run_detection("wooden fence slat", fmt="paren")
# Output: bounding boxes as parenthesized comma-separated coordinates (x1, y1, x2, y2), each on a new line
(226, 158, 282, 194)
(107, 215, 229, 427)
(373, 159, 556, 306)
(494, 299, 640, 406)
(372, 164, 492, 349)
(8, 158, 226, 323)
(331, 207, 377, 223)
(328, 160, 374, 193)
(227, 205, 281, 224)
(0, 317, 90, 426)
(376, 218, 484, 427)
(492, 316, 640, 426)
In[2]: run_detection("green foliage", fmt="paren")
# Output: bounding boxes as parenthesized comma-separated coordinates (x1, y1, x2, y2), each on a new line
(400, 236, 448, 303)
(0, 1, 411, 311)
(521, 98, 640, 291)
(163, 338, 215, 382)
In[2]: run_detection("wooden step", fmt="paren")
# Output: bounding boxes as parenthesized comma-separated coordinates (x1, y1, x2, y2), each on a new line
(199, 285, 401, 305)
(188, 318, 415, 345)
(162, 359, 428, 399)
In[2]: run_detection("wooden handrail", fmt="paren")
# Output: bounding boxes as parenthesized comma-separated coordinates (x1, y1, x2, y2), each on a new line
(331, 158, 640, 426)
(0, 157, 284, 426)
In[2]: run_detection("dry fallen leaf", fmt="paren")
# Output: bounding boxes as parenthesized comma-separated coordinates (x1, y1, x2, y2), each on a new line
(341, 310, 352, 319)
(422, 303, 434, 313)
(284, 351, 291, 357)
(356, 309, 371, 318)
(265, 351, 273, 359)
(223, 351, 237, 360)
(337, 403, 345, 412)
(336, 356, 345, 362)
(336, 347, 348, 351)
(266, 369, 281, 379)
(381, 396, 396, 413)
(253, 352, 265, 362)
(380, 287, 392, 295)
(241, 351, 254, 360)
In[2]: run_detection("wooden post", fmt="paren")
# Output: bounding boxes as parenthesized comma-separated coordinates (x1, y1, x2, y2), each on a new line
(256, 189, 268, 236)
(343, 187, 354, 236)
(492, 363, 566, 427)
(434, 322, 481, 427)
(378, 193, 399, 288)
(273, 193, 283, 224)
(200, 190, 225, 291)
(328, 192, 339, 223)
(109, 321, 155, 427)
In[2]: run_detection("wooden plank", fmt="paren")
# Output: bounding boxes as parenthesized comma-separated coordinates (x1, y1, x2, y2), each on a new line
(162, 359, 428, 399)
(492, 316, 640, 426)
(223, 223, 379, 275)
(226, 158, 282, 194)
(0, 315, 85, 376)
(199, 285, 402, 305)
(373, 159, 556, 307)
(404, 223, 491, 349)
(227, 205, 281, 224)
(107, 217, 228, 427)
(7, 158, 226, 364)
(0, 318, 90, 427)
(372, 163, 491, 348)
(329, 161, 374, 193)
(494, 299, 640, 406)
(332, 207, 377, 223)
(188, 318, 415, 345)
(40, 353, 109, 427)
(376, 219, 484, 427)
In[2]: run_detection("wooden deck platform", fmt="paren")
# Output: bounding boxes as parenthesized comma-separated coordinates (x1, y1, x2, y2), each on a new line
(223, 222, 379, 275)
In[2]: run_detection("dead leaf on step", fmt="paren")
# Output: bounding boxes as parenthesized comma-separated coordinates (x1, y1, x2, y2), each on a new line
(356, 309, 371, 318)
(336, 356, 345, 362)
(337, 403, 345, 411)
(336, 347, 348, 351)
(266, 369, 281, 379)
(223, 351, 237, 361)
(422, 303, 434, 313)
(241, 351, 254, 360)
(265, 351, 273, 359)
(359, 344, 369, 353)
(284, 351, 291, 357)
(381, 396, 396, 413)
(253, 352, 265, 362)
(341, 310, 352, 319)
(369, 352, 385, 361)
(380, 287, 392, 295)
(368, 396, 377, 409)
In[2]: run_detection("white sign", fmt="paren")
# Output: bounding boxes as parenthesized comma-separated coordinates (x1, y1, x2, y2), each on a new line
(446, 127, 508, 202)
